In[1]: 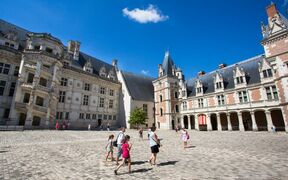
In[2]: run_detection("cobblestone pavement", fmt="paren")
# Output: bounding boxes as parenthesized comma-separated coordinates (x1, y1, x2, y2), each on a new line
(0, 130, 288, 180)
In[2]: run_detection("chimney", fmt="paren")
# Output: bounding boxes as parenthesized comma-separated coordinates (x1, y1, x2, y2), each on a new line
(218, 63, 227, 69)
(198, 71, 205, 76)
(112, 59, 118, 70)
(68, 40, 81, 60)
(266, 3, 277, 18)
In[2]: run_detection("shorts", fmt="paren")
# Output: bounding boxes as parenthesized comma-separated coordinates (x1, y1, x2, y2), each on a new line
(106, 148, 113, 153)
(117, 144, 122, 158)
(151, 145, 159, 154)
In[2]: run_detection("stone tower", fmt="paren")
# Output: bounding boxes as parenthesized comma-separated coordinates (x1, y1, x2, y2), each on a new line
(261, 3, 288, 130)
(152, 52, 186, 129)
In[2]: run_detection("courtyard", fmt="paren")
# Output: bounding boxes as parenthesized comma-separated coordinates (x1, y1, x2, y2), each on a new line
(0, 130, 288, 179)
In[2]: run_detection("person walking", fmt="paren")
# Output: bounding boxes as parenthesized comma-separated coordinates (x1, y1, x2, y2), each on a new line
(139, 128, 143, 139)
(88, 124, 91, 131)
(115, 127, 125, 165)
(105, 135, 115, 161)
(107, 123, 110, 131)
(148, 126, 160, 165)
(114, 135, 132, 175)
(55, 121, 59, 130)
(181, 128, 189, 149)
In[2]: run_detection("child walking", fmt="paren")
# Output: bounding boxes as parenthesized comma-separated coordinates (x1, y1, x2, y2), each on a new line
(105, 135, 114, 161)
(114, 135, 132, 175)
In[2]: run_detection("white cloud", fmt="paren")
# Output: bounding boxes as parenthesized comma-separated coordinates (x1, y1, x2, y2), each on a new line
(122, 5, 169, 24)
(141, 70, 150, 75)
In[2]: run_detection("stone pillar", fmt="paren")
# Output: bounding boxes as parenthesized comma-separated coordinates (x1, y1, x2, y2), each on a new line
(194, 114, 199, 130)
(227, 113, 232, 131)
(180, 116, 184, 128)
(24, 110, 33, 129)
(265, 110, 274, 132)
(188, 115, 191, 130)
(250, 111, 258, 131)
(216, 113, 221, 131)
(207, 114, 212, 131)
(237, 112, 245, 131)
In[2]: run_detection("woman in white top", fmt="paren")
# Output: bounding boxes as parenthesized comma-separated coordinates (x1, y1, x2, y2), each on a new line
(181, 128, 189, 149)
(148, 126, 160, 165)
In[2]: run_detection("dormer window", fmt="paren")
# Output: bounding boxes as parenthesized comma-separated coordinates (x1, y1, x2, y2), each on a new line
(233, 66, 246, 86)
(214, 72, 224, 91)
(262, 69, 272, 78)
(45, 47, 53, 53)
(216, 82, 222, 89)
(197, 87, 202, 93)
(195, 79, 203, 95)
(34, 45, 40, 50)
(99, 67, 107, 77)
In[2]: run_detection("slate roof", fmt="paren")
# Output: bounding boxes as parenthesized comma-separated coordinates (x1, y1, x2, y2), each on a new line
(0, 19, 117, 80)
(121, 71, 154, 102)
(186, 55, 264, 97)
(162, 51, 175, 77)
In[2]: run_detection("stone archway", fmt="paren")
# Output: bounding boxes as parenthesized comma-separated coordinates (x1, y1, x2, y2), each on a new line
(271, 109, 285, 131)
(210, 114, 217, 130)
(190, 115, 195, 129)
(230, 112, 239, 130)
(220, 113, 228, 131)
(255, 110, 267, 131)
(183, 115, 188, 129)
(242, 111, 252, 131)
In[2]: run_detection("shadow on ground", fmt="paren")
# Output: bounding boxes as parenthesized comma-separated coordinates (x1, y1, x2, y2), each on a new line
(157, 161, 178, 166)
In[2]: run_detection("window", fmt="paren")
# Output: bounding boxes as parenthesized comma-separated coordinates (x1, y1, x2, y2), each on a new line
(160, 108, 163, 116)
(0, 81, 6, 96)
(34, 45, 40, 50)
(65, 112, 69, 119)
(100, 87, 105, 94)
(109, 89, 114, 96)
(113, 115, 116, 120)
(86, 114, 90, 119)
(197, 87, 202, 93)
(35, 96, 44, 106)
(175, 92, 178, 99)
(9, 82, 16, 97)
(183, 102, 187, 110)
(98, 114, 102, 120)
(23, 93, 30, 103)
(217, 95, 225, 105)
(5, 42, 9, 46)
(236, 76, 244, 84)
(3, 109, 10, 118)
(39, 77, 47, 87)
(160, 95, 163, 102)
(27, 73, 34, 84)
(216, 82, 222, 89)
(1, 64, 10, 74)
(60, 78, 68, 86)
(238, 91, 248, 103)
(266, 86, 278, 100)
(104, 115, 107, 120)
(79, 113, 84, 119)
(182, 90, 186, 97)
(99, 98, 104, 107)
(84, 83, 90, 91)
(143, 104, 148, 116)
(59, 91, 66, 103)
(63, 61, 70, 67)
(263, 69, 273, 78)
(175, 105, 179, 112)
(0, 63, 3, 73)
(109, 100, 113, 108)
(108, 115, 112, 120)
(45, 47, 53, 53)
(32, 116, 41, 126)
(83, 95, 89, 106)
(198, 98, 204, 108)
(92, 114, 97, 120)
(14, 66, 19, 76)
(56, 112, 63, 119)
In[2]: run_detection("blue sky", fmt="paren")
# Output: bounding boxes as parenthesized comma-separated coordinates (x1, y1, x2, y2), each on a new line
(1, 0, 287, 79)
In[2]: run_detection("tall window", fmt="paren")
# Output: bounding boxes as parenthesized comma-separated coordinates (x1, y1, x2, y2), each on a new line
(14, 66, 19, 76)
(92, 114, 97, 120)
(266, 86, 278, 100)
(9, 82, 16, 97)
(23, 93, 30, 103)
(263, 69, 273, 78)
(216, 82, 222, 89)
(238, 91, 248, 103)
(0, 81, 6, 96)
(160, 108, 163, 116)
(56, 112, 63, 119)
(196, 87, 202, 93)
(83, 95, 89, 106)
(59, 91, 66, 103)
(99, 98, 105, 107)
(198, 98, 204, 108)
(65, 112, 69, 119)
(175, 91, 178, 99)
(182, 102, 187, 110)
(27, 73, 34, 84)
(60, 78, 68, 86)
(86, 114, 91, 119)
(84, 83, 90, 91)
(217, 95, 225, 105)
(0, 63, 10, 74)
(79, 113, 84, 119)
(109, 89, 114, 96)
(109, 100, 113, 108)
(175, 105, 179, 112)
(100, 87, 106, 94)
(236, 76, 244, 84)
(36, 96, 44, 106)
(160, 95, 163, 102)
(39, 77, 47, 87)
(143, 104, 148, 116)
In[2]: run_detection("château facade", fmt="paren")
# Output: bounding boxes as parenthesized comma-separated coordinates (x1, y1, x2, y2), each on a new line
(153, 3, 288, 132)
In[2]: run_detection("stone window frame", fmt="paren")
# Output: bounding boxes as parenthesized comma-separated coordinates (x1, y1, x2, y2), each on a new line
(198, 98, 204, 108)
(99, 97, 105, 108)
(84, 83, 90, 91)
(83, 95, 89, 106)
(265, 85, 278, 101)
(108, 99, 114, 109)
(100, 87, 106, 94)
(0, 63, 11, 75)
(238, 90, 249, 103)
(59, 91, 66, 103)
(60, 78, 68, 86)
(217, 94, 225, 106)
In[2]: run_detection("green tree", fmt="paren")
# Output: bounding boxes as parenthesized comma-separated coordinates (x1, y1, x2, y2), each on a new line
(129, 107, 146, 128)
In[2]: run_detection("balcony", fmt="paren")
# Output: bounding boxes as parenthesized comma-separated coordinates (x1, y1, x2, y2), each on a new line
(20, 83, 34, 90)
(36, 85, 50, 94)
(33, 105, 48, 114)
(24, 63, 37, 70)
(15, 102, 28, 111)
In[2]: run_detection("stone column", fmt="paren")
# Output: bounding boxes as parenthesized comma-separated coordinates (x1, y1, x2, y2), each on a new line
(24, 110, 33, 129)
(238, 112, 245, 131)
(180, 116, 184, 128)
(227, 113, 232, 131)
(265, 110, 274, 132)
(216, 113, 221, 131)
(188, 115, 191, 130)
(207, 114, 212, 131)
(250, 111, 258, 131)
(194, 114, 199, 130)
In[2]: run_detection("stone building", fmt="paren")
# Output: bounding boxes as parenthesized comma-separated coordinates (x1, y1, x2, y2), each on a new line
(153, 3, 288, 132)
(0, 19, 121, 129)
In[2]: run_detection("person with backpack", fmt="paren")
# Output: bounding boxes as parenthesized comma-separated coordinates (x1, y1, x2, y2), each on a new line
(181, 128, 189, 149)
(115, 127, 125, 165)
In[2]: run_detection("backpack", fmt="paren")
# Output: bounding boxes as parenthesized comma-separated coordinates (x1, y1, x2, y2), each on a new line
(187, 132, 190, 140)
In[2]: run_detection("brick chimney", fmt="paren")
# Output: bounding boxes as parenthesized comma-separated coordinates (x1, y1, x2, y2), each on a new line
(266, 3, 277, 18)
(198, 71, 205, 76)
(68, 40, 80, 61)
(219, 63, 227, 69)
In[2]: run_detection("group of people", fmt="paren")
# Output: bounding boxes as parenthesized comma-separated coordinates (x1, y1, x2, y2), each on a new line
(105, 126, 190, 175)
(55, 121, 68, 130)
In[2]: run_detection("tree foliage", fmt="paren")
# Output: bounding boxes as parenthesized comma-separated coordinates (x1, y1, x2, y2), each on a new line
(129, 107, 146, 128)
